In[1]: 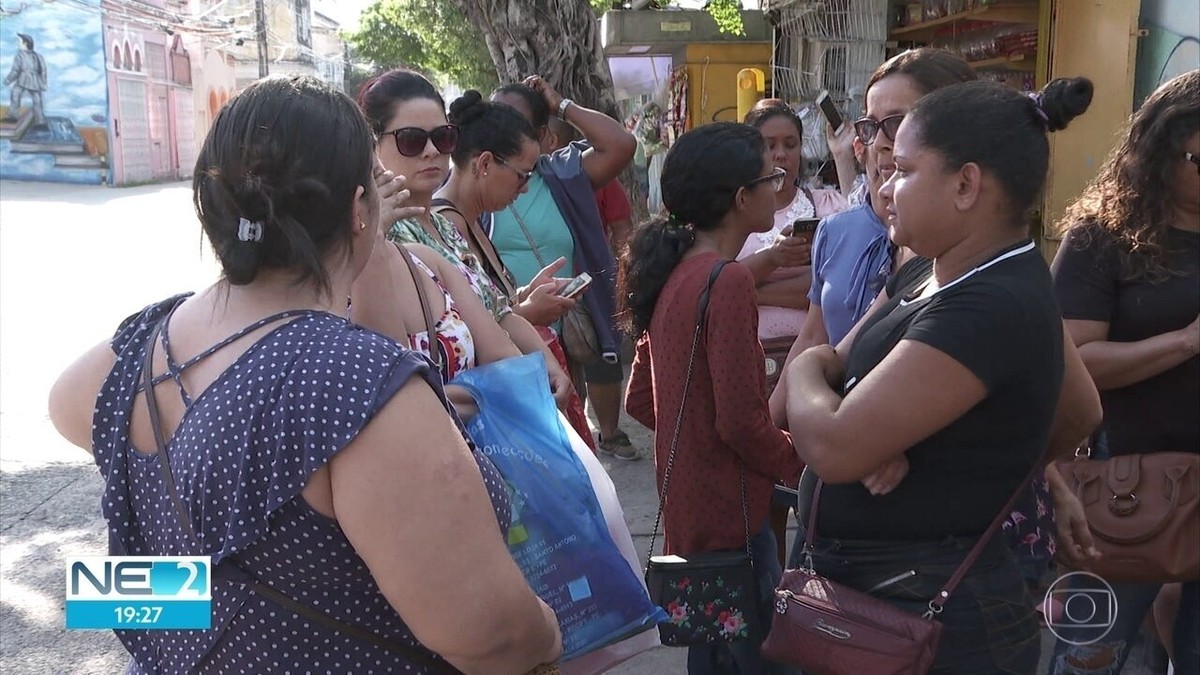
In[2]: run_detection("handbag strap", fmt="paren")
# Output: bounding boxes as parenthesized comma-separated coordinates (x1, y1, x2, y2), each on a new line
(801, 463, 1041, 619)
(509, 205, 548, 269)
(140, 318, 462, 674)
(435, 197, 520, 299)
(646, 260, 752, 563)
(394, 242, 442, 372)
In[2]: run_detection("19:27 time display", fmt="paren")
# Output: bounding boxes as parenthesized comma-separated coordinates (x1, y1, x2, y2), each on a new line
(114, 606, 163, 624)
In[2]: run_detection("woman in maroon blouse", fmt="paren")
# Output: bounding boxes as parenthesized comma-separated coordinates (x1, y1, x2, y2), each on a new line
(620, 122, 802, 674)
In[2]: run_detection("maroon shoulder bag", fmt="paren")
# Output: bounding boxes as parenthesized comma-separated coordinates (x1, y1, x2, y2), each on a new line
(760, 467, 1037, 674)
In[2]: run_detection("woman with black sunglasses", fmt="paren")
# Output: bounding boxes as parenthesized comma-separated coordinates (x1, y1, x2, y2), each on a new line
(354, 68, 574, 410)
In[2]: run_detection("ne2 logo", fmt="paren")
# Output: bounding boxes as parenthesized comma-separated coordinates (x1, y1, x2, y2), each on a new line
(65, 556, 211, 630)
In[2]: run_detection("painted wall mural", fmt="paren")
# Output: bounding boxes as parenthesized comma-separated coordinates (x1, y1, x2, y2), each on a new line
(0, 0, 110, 184)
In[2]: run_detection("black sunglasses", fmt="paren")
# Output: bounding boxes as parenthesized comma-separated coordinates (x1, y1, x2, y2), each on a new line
(744, 167, 788, 193)
(494, 155, 533, 187)
(1187, 151, 1200, 175)
(853, 114, 905, 146)
(382, 124, 459, 157)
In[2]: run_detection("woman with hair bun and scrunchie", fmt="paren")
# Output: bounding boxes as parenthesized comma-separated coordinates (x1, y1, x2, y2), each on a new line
(47, 75, 561, 673)
(622, 122, 803, 675)
(783, 77, 1094, 672)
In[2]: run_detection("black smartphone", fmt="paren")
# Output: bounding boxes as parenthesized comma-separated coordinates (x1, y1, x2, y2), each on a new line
(816, 90, 844, 134)
(791, 218, 820, 236)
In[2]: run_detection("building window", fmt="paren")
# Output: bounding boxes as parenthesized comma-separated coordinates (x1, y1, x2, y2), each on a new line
(294, 0, 312, 48)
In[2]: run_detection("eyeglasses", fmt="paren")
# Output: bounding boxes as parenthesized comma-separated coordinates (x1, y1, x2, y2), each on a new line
(494, 155, 533, 187)
(853, 114, 905, 146)
(1187, 151, 1200, 175)
(743, 167, 788, 193)
(381, 124, 459, 157)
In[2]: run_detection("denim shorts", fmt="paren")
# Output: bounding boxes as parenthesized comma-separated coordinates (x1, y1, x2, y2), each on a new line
(794, 529, 1042, 675)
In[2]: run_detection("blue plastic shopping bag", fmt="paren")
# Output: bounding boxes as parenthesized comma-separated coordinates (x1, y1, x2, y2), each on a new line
(451, 354, 666, 659)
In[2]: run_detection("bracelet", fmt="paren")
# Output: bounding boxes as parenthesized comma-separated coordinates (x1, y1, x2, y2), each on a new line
(556, 98, 573, 120)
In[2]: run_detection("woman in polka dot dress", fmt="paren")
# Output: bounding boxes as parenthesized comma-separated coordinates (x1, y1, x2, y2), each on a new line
(47, 75, 561, 674)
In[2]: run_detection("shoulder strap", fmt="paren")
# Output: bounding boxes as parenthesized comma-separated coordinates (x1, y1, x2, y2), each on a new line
(430, 198, 467, 222)
(141, 318, 460, 674)
(395, 242, 442, 371)
(142, 319, 198, 542)
(509, 206, 548, 269)
(435, 198, 519, 299)
(646, 260, 750, 562)
(467, 216, 521, 299)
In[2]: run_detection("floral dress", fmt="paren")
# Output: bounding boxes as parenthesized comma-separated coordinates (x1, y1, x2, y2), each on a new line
(404, 252, 476, 383)
(390, 213, 513, 323)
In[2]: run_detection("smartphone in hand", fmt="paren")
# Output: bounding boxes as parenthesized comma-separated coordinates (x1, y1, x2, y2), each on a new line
(791, 218, 820, 237)
(816, 90, 844, 134)
(557, 272, 593, 299)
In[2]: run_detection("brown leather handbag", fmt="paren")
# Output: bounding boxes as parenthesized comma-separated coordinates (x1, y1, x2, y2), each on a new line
(1055, 451, 1200, 583)
(760, 470, 1036, 674)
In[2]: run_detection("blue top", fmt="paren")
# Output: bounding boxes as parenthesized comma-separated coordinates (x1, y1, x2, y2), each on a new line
(95, 295, 510, 674)
(492, 173, 577, 285)
(807, 201, 894, 344)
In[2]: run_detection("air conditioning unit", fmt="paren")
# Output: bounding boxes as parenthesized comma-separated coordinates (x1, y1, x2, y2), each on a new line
(601, 9, 771, 55)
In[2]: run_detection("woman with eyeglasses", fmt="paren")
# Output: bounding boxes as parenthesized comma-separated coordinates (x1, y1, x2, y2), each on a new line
(490, 77, 640, 460)
(354, 69, 574, 410)
(785, 49, 977, 362)
(1046, 69, 1199, 674)
(622, 123, 803, 674)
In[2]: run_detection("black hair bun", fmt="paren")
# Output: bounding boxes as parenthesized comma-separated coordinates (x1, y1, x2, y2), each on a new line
(448, 90, 488, 126)
(1039, 77, 1094, 132)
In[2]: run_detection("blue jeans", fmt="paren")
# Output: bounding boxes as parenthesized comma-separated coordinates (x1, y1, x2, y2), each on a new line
(788, 528, 1041, 674)
(687, 523, 793, 675)
(1048, 578, 1200, 674)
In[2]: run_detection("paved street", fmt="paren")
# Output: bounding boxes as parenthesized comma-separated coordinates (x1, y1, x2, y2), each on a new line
(0, 180, 1165, 674)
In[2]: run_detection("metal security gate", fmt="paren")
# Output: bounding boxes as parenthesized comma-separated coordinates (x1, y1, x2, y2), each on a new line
(116, 78, 151, 184)
(171, 88, 196, 179)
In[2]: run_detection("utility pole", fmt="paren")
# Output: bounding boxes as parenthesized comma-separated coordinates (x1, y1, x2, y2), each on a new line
(254, 0, 269, 78)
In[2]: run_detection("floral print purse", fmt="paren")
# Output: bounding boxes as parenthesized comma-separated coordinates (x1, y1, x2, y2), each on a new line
(644, 261, 759, 646)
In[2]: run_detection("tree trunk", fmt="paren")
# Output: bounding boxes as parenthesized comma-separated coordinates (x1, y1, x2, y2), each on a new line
(445, 0, 617, 117)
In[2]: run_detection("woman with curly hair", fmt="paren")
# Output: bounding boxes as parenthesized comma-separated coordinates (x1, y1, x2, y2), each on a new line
(1048, 69, 1199, 674)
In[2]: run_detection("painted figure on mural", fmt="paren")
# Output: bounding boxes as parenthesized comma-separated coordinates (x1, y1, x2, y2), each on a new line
(4, 33, 48, 127)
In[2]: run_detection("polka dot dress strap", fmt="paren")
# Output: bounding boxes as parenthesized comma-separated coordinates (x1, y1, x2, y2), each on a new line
(149, 309, 319, 404)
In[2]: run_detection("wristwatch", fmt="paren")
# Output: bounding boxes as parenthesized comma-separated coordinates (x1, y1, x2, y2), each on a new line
(556, 98, 573, 120)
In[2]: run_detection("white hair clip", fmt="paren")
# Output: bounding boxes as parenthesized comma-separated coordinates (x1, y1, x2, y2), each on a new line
(237, 217, 264, 242)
